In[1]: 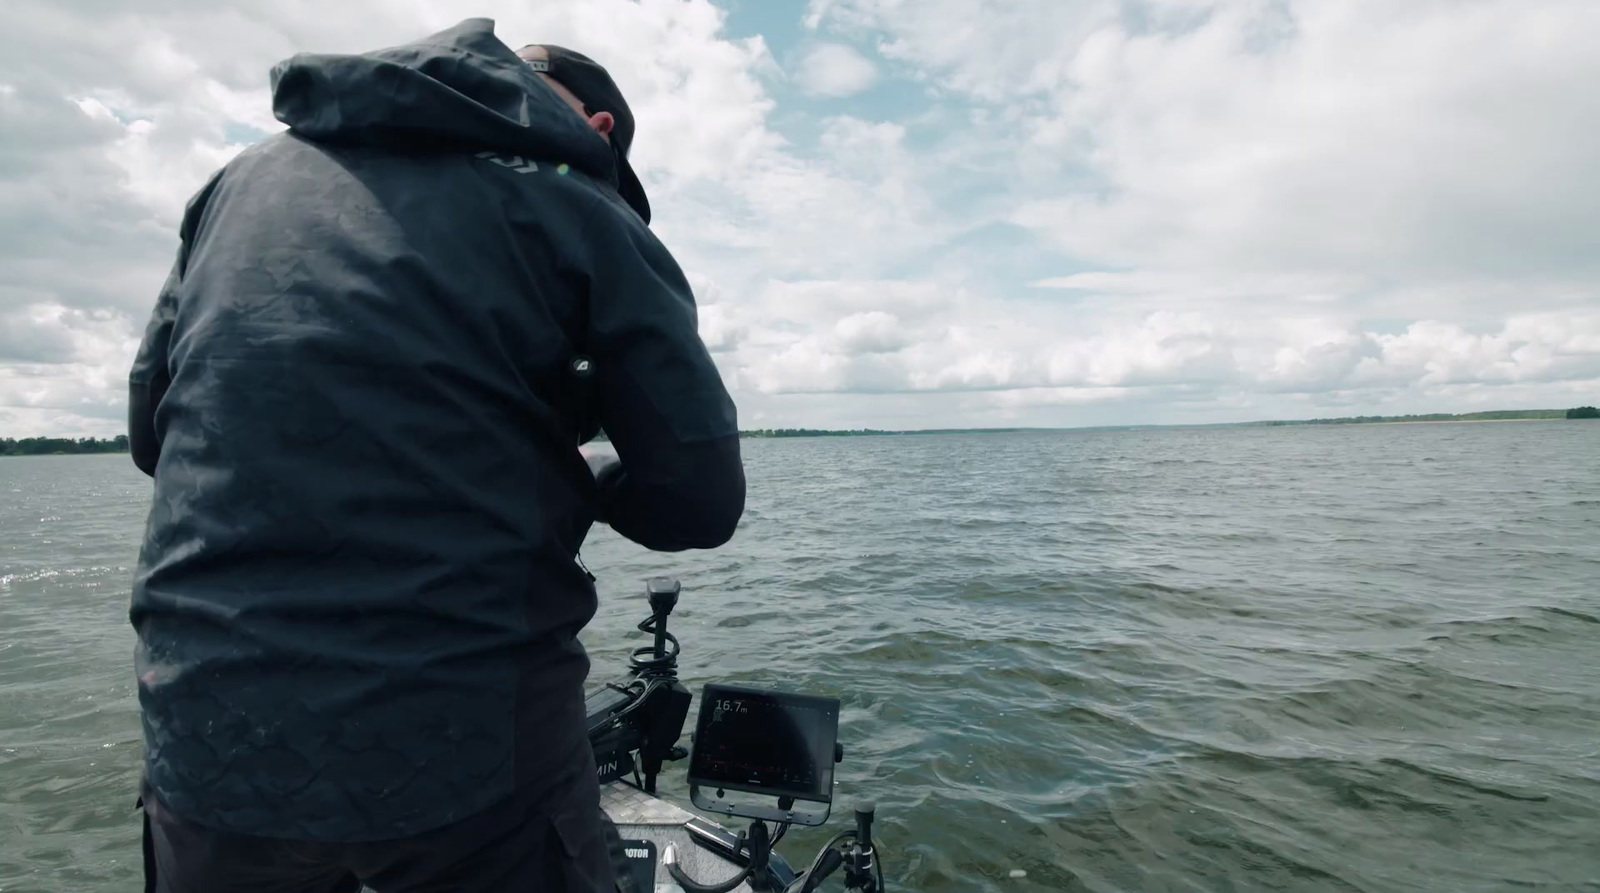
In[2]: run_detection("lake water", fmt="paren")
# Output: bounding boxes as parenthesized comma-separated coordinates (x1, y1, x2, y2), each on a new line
(2, 422, 1598, 892)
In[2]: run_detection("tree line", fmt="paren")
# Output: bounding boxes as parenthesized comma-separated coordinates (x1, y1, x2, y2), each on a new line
(741, 428, 900, 438)
(1258, 408, 1600, 425)
(7, 408, 1594, 455)
(0, 436, 129, 456)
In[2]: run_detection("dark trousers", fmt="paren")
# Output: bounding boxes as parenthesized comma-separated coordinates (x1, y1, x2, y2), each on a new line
(139, 748, 623, 893)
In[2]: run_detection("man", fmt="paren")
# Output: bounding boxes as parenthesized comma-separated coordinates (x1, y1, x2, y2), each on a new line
(127, 17, 744, 893)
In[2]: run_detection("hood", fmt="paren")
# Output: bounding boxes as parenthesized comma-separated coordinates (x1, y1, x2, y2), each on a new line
(269, 17, 617, 189)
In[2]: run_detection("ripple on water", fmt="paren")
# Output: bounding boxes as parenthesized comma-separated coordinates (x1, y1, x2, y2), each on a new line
(6, 429, 1600, 892)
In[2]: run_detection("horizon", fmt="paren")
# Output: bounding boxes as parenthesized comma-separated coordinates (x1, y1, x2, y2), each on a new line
(7, 406, 1593, 447)
(3, 1, 1599, 437)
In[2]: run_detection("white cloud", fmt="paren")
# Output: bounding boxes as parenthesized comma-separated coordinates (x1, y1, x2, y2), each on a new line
(795, 42, 879, 97)
(805, 0, 1115, 100)
(1021, 1, 1600, 285)
(0, 306, 79, 364)
(2, 0, 1598, 436)
(1356, 314, 1600, 388)
(0, 303, 138, 431)
(782, 0, 1600, 421)
(833, 311, 907, 354)
(812, 0, 1600, 287)
(703, 272, 1600, 424)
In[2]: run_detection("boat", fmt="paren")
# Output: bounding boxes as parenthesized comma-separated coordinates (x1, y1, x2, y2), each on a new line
(584, 577, 884, 892)
(601, 779, 797, 892)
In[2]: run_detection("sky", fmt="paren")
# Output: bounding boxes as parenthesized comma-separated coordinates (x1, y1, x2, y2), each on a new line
(2, 0, 1597, 436)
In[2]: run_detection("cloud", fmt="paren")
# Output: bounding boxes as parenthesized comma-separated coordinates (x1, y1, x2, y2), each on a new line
(781, 0, 1600, 421)
(812, 0, 1600, 289)
(795, 42, 879, 97)
(1020, 1, 1600, 286)
(2, 0, 1598, 436)
(0, 308, 78, 364)
(834, 311, 908, 354)
(1356, 314, 1600, 389)
(703, 272, 1600, 421)
(0, 303, 132, 365)
(804, 0, 1115, 100)
(0, 299, 140, 433)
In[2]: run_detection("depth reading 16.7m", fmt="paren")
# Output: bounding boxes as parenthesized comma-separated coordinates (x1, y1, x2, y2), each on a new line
(689, 684, 840, 804)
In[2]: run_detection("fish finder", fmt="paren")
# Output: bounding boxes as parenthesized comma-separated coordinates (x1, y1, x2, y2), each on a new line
(688, 682, 842, 827)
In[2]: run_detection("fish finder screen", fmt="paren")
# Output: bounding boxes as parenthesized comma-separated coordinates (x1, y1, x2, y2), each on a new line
(689, 684, 840, 801)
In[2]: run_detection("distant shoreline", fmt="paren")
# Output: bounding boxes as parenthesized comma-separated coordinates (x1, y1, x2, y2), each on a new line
(1325, 418, 1542, 426)
(738, 410, 1587, 437)
(0, 451, 130, 457)
(736, 419, 1567, 438)
(0, 436, 128, 458)
(5, 409, 1593, 452)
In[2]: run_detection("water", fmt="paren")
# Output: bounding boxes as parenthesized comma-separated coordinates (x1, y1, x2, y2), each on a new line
(2, 422, 1598, 892)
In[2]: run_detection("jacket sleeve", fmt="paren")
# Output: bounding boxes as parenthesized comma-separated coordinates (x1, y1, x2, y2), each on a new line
(128, 170, 218, 477)
(579, 200, 745, 551)
(128, 256, 182, 477)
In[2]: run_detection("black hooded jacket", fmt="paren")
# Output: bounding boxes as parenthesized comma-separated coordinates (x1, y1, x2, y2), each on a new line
(126, 18, 744, 841)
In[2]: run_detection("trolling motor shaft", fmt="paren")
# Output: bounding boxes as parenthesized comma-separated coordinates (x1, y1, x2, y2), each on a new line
(843, 802, 878, 892)
(626, 577, 689, 793)
(647, 576, 679, 662)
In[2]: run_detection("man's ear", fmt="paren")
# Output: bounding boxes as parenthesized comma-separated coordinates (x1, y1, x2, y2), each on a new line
(587, 110, 615, 138)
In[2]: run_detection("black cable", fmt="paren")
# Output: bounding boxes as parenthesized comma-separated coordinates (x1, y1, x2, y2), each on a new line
(783, 844, 844, 893)
(669, 821, 779, 893)
(814, 829, 855, 854)
(782, 830, 856, 893)
(595, 678, 656, 730)
(629, 611, 680, 674)
(805, 848, 844, 893)
(667, 860, 751, 893)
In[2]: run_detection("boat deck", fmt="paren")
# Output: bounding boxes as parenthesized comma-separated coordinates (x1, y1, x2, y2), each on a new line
(604, 781, 755, 893)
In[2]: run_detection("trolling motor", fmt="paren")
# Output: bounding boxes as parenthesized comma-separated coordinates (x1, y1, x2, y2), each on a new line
(584, 578, 889, 892)
(585, 577, 692, 794)
(841, 802, 882, 893)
